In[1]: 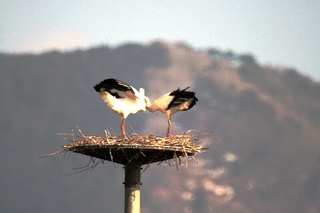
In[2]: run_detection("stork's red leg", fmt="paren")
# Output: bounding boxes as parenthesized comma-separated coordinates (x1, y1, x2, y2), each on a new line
(121, 118, 127, 139)
(166, 114, 172, 138)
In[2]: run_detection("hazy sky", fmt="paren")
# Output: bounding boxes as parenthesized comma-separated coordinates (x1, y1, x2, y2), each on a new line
(1, 0, 320, 81)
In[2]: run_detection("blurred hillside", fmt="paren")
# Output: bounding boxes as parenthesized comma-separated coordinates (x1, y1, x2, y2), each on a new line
(1, 41, 319, 213)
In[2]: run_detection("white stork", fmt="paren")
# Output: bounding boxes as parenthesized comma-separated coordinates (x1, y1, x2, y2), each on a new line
(146, 87, 198, 138)
(94, 78, 149, 139)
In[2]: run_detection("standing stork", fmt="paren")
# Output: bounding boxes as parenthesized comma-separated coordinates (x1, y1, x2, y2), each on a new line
(94, 78, 149, 139)
(146, 87, 198, 138)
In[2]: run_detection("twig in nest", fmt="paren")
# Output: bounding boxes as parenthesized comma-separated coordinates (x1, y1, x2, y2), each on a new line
(76, 126, 86, 138)
(142, 163, 151, 175)
(39, 149, 65, 158)
(128, 125, 141, 137)
(66, 157, 103, 176)
(109, 148, 114, 162)
(191, 156, 199, 164)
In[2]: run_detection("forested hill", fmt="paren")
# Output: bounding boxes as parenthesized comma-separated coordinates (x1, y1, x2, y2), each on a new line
(1, 41, 319, 213)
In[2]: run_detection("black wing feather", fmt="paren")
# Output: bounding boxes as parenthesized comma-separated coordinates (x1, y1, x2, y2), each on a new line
(94, 78, 134, 98)
(167, 87, 198, 110)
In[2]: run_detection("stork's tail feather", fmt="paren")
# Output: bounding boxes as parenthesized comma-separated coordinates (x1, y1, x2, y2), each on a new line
(170, 87, 190, 96)
(167, 87, 198, 110)
(180, 87, 190, 92)
(187, 96, 198, 110)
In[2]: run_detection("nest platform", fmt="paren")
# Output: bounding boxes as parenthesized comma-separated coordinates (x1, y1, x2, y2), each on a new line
(61, 131, 207, 166)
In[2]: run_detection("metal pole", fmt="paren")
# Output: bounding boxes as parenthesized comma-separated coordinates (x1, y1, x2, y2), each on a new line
(124, 160, 141, 213)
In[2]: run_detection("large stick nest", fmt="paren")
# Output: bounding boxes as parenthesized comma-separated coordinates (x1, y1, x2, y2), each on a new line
(46, 129, 208, 167)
